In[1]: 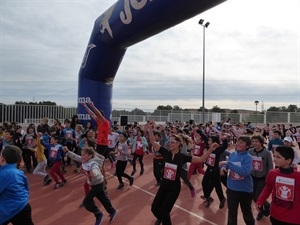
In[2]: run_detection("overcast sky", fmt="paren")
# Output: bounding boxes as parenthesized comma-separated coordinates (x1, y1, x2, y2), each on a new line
(1, 0, 299, 112)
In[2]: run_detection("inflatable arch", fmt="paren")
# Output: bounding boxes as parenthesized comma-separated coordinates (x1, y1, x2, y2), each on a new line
(77, 0, 227, 125)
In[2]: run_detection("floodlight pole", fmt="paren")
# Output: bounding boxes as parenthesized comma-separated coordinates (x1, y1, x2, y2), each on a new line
(199, 19, 210, 123)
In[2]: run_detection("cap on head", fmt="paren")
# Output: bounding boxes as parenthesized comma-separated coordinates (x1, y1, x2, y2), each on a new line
(283, 137, 293, 143)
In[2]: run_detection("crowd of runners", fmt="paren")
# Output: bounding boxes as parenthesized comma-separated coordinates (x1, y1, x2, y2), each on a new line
(1, 101, 300, 225)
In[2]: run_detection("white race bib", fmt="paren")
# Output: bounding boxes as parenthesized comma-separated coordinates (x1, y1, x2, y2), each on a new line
(275, 176, 295, 201)
(163, 162, 177, 181)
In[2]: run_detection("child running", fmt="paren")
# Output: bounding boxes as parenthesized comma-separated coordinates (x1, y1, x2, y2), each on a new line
(110, 132, 134, 190)
(248, 134, 273, 221)
(147, 121, 219, 225)
(219, 135, 255, 225)
(0, 145, 34, 225)
(63, 146, 117, 225)
(32, 133, 52, 185)
(201, 135, 228, 208)
(256, 146, 300, 225)
(40, 134, 67, 189)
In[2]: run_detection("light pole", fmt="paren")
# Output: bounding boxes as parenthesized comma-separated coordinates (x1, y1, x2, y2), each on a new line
(199, 19, 210, 123)
(254, 100, 259, 113)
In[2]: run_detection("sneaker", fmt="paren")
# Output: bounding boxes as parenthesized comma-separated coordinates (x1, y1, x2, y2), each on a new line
(200, 195, 208, 202)
(154, 219, 162, 225)
(61, 167, 67, 173)
(117, 183, 124, 191)
(129, 176, 134, 186)
(95, 212, 104, 225)
(74, 168, 81, 173)
(108, 209, 117, 223)
(54, 182, 61, 190)
(131, 170, 136, 176)
(256, 212, 264, 221)
(44, 178, 52, 186)
(205, 197, 214, 208)
(60, 179, 67, 186)
(140, 169, 144, 175)
(219, 197, 226, 209)
(43, 175, 49, 183)
(190, 188, 196, 198)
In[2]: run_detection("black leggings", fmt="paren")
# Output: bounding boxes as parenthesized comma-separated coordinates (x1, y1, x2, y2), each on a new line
(83, 183, 115, 217)
(116, 160, 131, 184)
(151, 184, 181, 225)
(132, 153, 144, 171)
(3, 203, 34, 225)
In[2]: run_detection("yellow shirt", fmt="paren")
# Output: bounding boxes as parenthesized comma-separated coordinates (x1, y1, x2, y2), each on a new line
(35, 141, 46, 162)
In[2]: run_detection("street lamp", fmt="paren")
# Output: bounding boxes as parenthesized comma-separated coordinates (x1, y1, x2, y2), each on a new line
(254, 100, 259, 113)
(199, 19, 210, 123)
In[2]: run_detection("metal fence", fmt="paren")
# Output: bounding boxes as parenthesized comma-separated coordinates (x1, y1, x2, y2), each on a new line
(1, 104, 299, 127)
(0, 104, 77, 125)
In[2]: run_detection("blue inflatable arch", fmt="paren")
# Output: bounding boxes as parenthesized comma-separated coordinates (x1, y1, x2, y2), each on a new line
(77, 0, 227, 124)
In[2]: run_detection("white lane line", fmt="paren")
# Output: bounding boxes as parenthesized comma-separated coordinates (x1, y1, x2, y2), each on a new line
(106, 172, 218, 225)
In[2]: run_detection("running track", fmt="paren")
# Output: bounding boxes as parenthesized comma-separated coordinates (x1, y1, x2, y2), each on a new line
(26, 154, 272, 225)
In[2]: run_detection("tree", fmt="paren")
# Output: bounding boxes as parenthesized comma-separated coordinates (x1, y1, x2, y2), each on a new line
(230, 109, 239, 113)
(173, 105, 182, 111)
(267, 106, 280, 111)
(198, 106, 208, 112)
(287, 105, 299, 112)
(131, 108, 145, 115)
(156, 105, 173, 110)
(211, 105, 226, 113)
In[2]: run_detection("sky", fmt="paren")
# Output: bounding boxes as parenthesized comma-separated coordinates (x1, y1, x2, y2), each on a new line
(0, 0, 299, 112)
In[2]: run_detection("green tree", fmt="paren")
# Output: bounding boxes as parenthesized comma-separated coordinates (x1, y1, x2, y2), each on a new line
(156, 105, 173, 110)
(173, 105, 182, 111)
(287, 104, 299, 112)
(211, 105, 226, 113)
(267, 106, 280, 111)
(131, 108, 145, 115)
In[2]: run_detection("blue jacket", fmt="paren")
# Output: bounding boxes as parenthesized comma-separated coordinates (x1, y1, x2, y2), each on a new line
(0, 164, 29, 224)
(41, 140, 64, 162)
(225, 150, 253, 193)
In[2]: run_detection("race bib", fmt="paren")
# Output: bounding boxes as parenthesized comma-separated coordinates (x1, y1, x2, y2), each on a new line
(66, 132, 72, 139)
(27, 139, 32, 145)
(163, 162, 177, 181)
(193, 145, 201, 155)
(137, 141, 143, 148)
(230, 162, 244, 180)
(50, 149, 58, 158)
(117, 145, 123, 156)
(275, 176, 295, 201)
(252, 156, 262, 171)
(206, 153, 216, 166)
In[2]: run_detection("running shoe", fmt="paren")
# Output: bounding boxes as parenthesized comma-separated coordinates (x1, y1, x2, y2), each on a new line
(95, 211, 104, 225)
(108, 209, 117, 223)
(117, 183, 124, 191)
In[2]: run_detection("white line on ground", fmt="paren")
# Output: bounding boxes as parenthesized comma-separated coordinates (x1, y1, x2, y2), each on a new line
(106, 172, 218, 225)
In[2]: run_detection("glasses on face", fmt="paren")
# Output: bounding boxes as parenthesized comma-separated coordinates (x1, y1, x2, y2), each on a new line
(169, 141, 178, 144)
